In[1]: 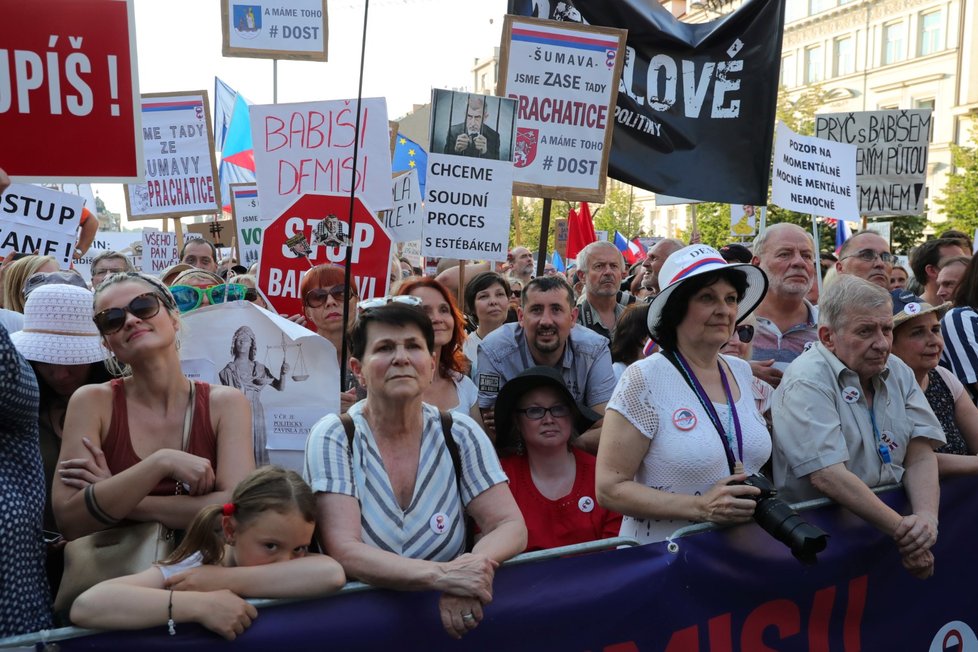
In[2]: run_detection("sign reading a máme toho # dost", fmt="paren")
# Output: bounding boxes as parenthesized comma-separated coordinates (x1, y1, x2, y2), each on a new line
(497, 15, 626, 203)
(221, 0, 328, 62)
(814, 109, 932, 217)
(124, 90, 221, 220)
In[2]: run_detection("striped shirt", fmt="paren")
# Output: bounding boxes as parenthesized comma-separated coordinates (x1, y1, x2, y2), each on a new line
(304, 402, 507, 562)
(941, 307, 978, 387)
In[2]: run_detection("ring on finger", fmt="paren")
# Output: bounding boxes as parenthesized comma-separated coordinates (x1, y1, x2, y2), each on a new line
(462, 612, 475, 622)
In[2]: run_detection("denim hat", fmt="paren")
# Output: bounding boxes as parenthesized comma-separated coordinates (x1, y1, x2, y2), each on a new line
(890, 289, 950, 328)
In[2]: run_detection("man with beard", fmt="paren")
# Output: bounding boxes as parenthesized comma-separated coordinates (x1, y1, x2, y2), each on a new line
(575, 241, 633, 339)
(749, 223, 818, 387)
(474, 275, 616, 453)
(509, 246, 536, 286)
(640, 239, 684, 296)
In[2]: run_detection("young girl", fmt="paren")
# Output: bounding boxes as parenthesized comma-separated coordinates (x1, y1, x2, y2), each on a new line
(70, 467, 346, 640)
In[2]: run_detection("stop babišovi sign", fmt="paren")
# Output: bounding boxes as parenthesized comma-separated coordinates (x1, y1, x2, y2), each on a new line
(258, 193, 393, 317)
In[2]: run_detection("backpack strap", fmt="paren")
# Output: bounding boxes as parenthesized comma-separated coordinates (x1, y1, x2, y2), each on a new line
(339, 413, 355, 452)
(439, 411, 461, 490)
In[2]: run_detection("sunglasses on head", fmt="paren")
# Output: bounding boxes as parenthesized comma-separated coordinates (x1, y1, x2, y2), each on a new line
(304, 285, 352, 308)
(93, 293, 162, 335)
(357, 295, 423, 312)
(735, 324, 755, 343)
(170, 283, 249, 313)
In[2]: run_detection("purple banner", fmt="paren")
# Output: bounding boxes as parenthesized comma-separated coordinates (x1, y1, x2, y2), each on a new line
(57, 476, 978, 651)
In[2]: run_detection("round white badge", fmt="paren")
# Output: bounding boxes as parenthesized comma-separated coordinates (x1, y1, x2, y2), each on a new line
(672, 408, 697, 431)
(429, 512, 449, 535)
(803, 341, 815, 352)
(842, 386, 861, 403)
(904, 302, 921, 316)
(578, 496, 595, 513)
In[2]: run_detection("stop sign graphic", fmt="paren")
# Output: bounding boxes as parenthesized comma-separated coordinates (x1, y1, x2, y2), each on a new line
(258, 193, 393, 318)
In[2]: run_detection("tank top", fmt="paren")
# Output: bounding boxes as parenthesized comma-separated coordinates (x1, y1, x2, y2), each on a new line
(102, 379, 218, 495)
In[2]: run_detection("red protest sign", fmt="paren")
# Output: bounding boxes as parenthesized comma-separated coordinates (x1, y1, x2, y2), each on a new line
(258, 193, 393, 317)
(0, 0, 142, 183)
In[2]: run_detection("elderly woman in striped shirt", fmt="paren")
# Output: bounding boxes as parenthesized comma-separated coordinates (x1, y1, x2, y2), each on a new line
(304, 301, 526, 640)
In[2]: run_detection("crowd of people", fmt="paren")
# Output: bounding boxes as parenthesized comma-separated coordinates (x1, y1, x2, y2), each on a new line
(4, 163, 978, 640)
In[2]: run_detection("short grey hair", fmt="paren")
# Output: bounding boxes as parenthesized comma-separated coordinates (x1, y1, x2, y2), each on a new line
(838, 229, 885, 259)
(818, 274, 892, 330)
(576, 240, 623, 271)
(91, 251, 136, 275)
(752, 223, 814, 259)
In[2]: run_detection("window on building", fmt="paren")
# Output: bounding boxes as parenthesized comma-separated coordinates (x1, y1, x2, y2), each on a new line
(810, 0, 835, 14)
(883, 22, 906, 64)
(781, 54, 797, 87)
(785, 2, 807, 22)
(805, 45, 824, 83)
(834, 36, 855, 76)
(919, 10, 944, 56)
(915, 99, 936, 140)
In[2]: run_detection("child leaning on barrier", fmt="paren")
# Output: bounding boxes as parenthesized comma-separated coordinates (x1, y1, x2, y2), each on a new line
(70, 467, 346, 640)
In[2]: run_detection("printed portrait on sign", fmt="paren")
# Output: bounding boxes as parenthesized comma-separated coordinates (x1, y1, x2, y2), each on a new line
(429, 90, 517, 163)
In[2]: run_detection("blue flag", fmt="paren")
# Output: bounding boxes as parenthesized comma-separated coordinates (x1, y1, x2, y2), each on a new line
(552, 251, 565, 272)
(392, 133, 427, 196)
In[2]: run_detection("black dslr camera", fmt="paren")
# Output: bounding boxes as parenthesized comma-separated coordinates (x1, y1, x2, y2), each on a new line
(740, 474, 829, 565)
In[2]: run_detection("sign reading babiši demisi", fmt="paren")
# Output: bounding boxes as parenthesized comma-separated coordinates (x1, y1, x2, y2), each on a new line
(510, 0, 786, 205)
(814, 109, 932, 217)
(221, 0, 328, 62)
(498, 16, 626, 202)
(771, 122, 859, 222)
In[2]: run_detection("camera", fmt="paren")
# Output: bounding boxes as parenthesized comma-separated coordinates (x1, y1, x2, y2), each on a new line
(740, 474, 829, 565)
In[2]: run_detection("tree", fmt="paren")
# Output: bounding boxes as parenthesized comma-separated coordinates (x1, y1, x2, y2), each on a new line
(935, 124, 978, 237)
(592, 181, 645, 239)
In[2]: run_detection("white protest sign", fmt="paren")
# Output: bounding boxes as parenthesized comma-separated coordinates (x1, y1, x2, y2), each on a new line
(400, 240, 422, 269)
(222, 0, 328, 62)
(74, 232, 143, 282)
(0, 184, 84, 267)
(772, 122, 859, 221)
(249, 98, 393, 222)
(379, 170, 422, 243)
(141, 230, 181, 275)
(498, 16, 626, 202)
(230, 183, 265, 269)
(125, 91, 221, 219)
(874, 221, 893, 245)
(595, 229, 608, 242)
(815, 109, 931, 216)
(730, 204, 760, 238)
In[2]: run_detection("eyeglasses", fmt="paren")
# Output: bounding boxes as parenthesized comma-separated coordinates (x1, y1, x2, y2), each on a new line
(243, 288, 259, 302)
(93, 293, 162, 334)
(92, 267, 129, 279)
(170, 283, 249, 313)
(357, 295, 423, 312)
(840, 249, 897, 265)
(735, 324, 755, 343)
(304, 285, 352, 308)
(516, 404, 572, 420)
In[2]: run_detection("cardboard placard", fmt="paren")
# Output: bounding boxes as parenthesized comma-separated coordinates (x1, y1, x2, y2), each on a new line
(0, 184, 84, 267)
(221, 0, 328, 62)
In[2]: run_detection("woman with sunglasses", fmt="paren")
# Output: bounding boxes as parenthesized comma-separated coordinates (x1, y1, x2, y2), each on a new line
(719, 315, 774, 416)
(168, 269, 251, 313)
(299, 264, 360, 412)
(493, 367, 621, 552)
(52, 273, 255, 545)
(396, 278, 478, 414)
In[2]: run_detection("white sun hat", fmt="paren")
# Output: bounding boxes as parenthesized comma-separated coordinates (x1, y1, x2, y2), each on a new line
(646, 244, 768, 338)
(11, 284, 108, 365)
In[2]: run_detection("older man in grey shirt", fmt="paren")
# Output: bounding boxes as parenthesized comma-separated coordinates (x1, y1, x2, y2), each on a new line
(772, 275, 944, 579)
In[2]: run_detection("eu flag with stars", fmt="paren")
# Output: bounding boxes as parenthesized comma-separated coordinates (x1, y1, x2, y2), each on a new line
(392, 133, 427, 196)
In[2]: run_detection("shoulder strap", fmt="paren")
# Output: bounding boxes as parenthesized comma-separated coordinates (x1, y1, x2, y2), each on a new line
(181, 381, 196, 452)
(439, 411, 461, 486)
(339, 413, 355, 454)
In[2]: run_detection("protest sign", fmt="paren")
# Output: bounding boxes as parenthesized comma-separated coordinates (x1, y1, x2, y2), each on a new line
(73, 232, 142, 282)
(221, 0, 328, 62)
(140, 230, 180, 275)
(0, 184, 83, 267)
(378, 170, 422, 243)
(250, 98, 393, 222)
(1, 0, 142, 183)
(231, 183, 265, 269)
(513, 0, 785, 205)
(874, 221, 893, 245)
(595, 229, 608, 242)
(125, 91, 221, 220)
(179, 301, 338, 472)
(424, 89, 516, 263)
(497, 16, 625, 202)
(729, 204, 760, 238)
(258, 193, 393, 317)
(186, 218, 236, 250)
(772, 122, 858, 221)
(400, 240, 422, 269)
(555, 217, 568, 258)
(815, 109, 932, 216)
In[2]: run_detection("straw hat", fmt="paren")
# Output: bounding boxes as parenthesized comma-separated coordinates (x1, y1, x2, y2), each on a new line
(890, 289, 951, 328)
(646, 244, 768, 338)
(11, 284, 108, 365)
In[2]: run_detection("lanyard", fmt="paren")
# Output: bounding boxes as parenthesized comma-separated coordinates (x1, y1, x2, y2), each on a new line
(671, 351, 744, 474)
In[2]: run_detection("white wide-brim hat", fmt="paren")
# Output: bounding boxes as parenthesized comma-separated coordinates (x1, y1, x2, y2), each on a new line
(11, 284, 108, 365)
(646, 244, 768, 338)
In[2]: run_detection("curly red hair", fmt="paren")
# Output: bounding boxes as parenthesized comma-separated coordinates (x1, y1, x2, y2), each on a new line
(396, 277, 469, 377)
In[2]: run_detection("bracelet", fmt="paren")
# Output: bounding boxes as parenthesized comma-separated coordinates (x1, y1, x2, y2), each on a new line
(83, 485, 119, 526)
(167, 589, 176, 636)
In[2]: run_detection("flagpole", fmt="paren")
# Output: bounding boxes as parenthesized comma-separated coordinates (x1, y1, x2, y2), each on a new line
(272, 60, 278, 104)
(811, 214, 822, 297)
(536, 198, 552, 277)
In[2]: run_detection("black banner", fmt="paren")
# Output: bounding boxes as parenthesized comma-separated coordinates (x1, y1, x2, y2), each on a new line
(509, 0, 786, 204)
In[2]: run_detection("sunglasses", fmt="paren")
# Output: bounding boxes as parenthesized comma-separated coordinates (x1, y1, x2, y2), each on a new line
(517, 404, 572, 420)
(93, 293, 162, 335)
(170, 283, 249, 313)
(840, 249, 897, 265)
(357, 295, 423, 312)
(511, 289, 522, 298)
(735, 324, 755, 343)
(304, 285, 352, 308)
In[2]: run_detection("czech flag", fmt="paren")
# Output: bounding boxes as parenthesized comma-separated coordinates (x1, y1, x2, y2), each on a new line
(835, 218, 853, 256)
(214, 78, 256, 213)
(614, 231, 643, 264)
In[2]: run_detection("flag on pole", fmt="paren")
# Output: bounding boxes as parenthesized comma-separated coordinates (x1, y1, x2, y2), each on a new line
(567, 202, 597, 261)
(552, 251, 565, 272)
(392, 133, 428, 196)
(835, 218, 853, 255)
(614, 231, 643, 264)
(214, 78, 256, 213)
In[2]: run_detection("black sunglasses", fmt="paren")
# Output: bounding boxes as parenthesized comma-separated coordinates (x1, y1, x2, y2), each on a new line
(735, 324, 755, 343)
(511, 289, 522, 298)
(93, 293, 162, 335)
(304, 285, 352, 308)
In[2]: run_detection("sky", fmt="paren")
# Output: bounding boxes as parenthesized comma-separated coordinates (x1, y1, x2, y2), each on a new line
(97, 0, 507, 226)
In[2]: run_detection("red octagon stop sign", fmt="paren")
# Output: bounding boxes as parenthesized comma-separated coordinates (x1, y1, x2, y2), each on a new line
(258, 193, 393, 317)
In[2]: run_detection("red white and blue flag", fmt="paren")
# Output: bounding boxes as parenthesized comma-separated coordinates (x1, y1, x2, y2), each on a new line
(614, 231, 643, 264)
(214, 78, 256, 213)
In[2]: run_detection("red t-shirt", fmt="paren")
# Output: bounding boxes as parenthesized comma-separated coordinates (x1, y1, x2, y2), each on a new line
(501, 449, 622, 552)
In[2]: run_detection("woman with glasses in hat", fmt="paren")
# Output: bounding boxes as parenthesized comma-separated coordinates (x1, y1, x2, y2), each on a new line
(52, 272, 255, 544)
(494, 367, 621, 552)
(596, 245, 773, 544)
(306, 301, 525, 640)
